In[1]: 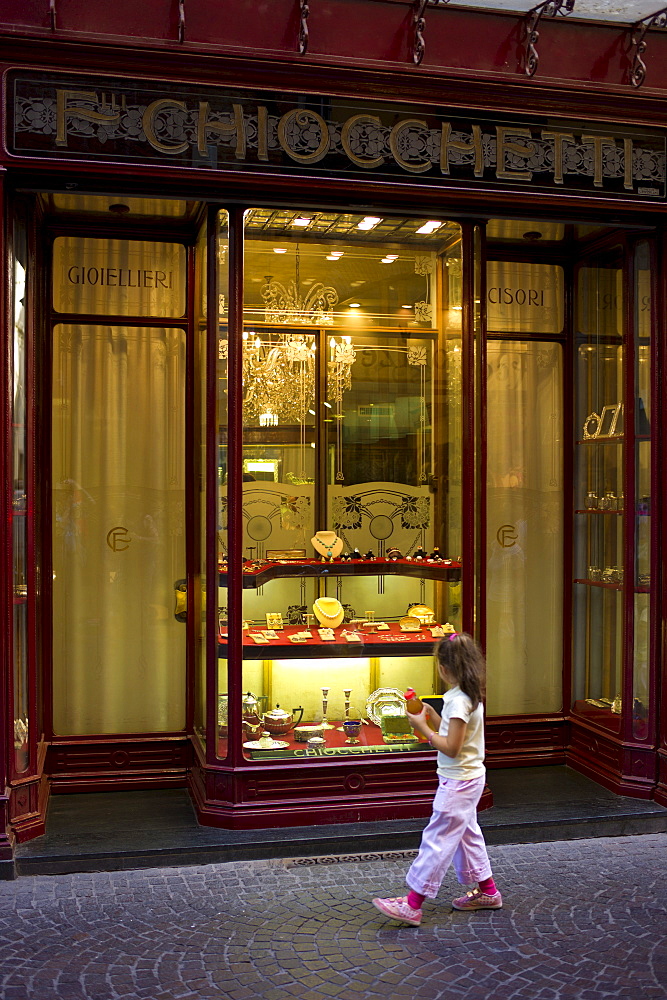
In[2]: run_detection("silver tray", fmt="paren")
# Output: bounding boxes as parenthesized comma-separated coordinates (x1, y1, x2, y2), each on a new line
(365, 687, 407, 726)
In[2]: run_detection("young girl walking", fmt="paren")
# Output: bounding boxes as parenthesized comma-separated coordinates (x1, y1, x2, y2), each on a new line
(372, 632, 502, 927)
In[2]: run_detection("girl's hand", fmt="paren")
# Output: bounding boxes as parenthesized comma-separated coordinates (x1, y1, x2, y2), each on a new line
(408, 706, 432, 736)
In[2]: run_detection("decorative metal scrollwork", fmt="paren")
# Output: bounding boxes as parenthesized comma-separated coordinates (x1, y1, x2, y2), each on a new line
(178, 0, 185, 42)
(525, 0, 575, 77)
(631, 7, 667, 88)
(299, 0, 310, 55)
(50, 0, 56, 30)
(413, 0, 449, 67)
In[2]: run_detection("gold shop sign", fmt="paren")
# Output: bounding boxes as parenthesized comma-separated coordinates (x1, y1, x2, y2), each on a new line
(52, 237, 186, 317)
(487, 262, 564, 333)
(7, 72, 666, 199)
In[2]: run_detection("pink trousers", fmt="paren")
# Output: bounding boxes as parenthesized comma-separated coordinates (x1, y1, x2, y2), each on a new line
(406, 774, 492, 899)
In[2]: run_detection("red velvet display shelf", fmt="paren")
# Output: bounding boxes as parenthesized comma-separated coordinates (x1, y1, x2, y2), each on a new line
(574, 579, 650, 593)
(221, 557, 462, 589)
(218, 623, 447, 659)
(218, 719, 432, 760)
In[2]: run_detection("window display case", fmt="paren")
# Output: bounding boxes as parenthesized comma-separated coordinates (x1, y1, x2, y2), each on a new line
(571, 239, 656, 777)
(213, 208, 465, 769)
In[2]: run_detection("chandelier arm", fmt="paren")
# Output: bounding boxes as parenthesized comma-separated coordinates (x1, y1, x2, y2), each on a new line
(630, 8, 667, 88)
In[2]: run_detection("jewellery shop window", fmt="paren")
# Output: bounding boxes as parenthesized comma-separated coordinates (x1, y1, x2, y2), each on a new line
(572, 249, 626, 733)
(217, 208, 464, 761)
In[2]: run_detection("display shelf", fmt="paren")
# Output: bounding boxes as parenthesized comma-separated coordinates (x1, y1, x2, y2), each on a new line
(219, 622, 446, 659)
(574, 509, 624, 515)
(575, 436, 624, 445)
(224, 557, 461, 589)
(574, 578, 622, 590)
(217, 718, 433, 760)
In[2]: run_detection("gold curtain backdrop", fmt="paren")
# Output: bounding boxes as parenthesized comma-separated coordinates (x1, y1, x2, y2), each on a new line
(52, 324, 186, 735)
(485, 340, 564, 716)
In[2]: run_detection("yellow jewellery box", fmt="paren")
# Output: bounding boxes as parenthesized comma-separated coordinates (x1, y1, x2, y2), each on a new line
(399, 615, 422, 632)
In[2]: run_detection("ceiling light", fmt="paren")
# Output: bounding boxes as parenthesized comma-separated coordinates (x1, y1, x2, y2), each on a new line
(385, 254, 399, 260)
(348, 302, 361, 308)
(273, 247, 288, 253)
(329, 251, 344, 258)
(401, 304, 412, 309)
(357, 216, 383, 231)
(416, 220, 442, 235)
(380, 258, 394, 264)
(326, 255, 339, 261)
(292, 217, 312, 227)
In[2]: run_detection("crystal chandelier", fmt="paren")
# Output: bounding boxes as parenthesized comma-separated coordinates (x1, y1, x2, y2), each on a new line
(261, 244, 339, 325)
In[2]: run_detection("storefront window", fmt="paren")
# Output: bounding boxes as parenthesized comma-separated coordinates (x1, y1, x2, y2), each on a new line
(51, 232, 189, 735)
(219, 208, 463, 760)
(633, 241, 652, 740)
(485, 339, 564, 715)
(216, 212, 229, 755)
(572, 251, 624, 731)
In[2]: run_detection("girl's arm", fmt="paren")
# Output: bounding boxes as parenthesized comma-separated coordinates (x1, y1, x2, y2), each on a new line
(409, 709, 467, 758)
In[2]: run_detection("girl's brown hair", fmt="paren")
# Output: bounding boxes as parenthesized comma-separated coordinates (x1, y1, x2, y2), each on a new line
(434, 633, 485, 710)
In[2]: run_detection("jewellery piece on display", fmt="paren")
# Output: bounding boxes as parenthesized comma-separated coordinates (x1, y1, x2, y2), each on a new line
(407, 604, 435, 625)
(337, 689, 353, 730)
(262, 630, 278, 639)
(289, 631, 311, 643)
(386, 546, 403, 559)
(265, 548, 307, 561)
(365, 687, 408, 726)
(399, 615, 422, 632)
(250, 634, 270, 644)
(364, 549, 375, 560)
(313, 597, 345, 627)
(380, 716, 419, 743)
(344, 632, 361, 642)
(318, 628, 336, 641)
(585, 491, 599, 509)
(311, 530, 344, 562)
(343, 720, 362, 744)
(321, 688, 335, 730)
(611, 695, 622, 714)
(413, 547, 427, 560)
(351, 548, 362, 560)
(583, 412, 601, 439)
(262, 705, 304, 736)
(430, 626, 445, 637)
(307, 736, 327, 747)
(294, 724, 325, 742)
(244, 736, 290, 751)
(429, 546, 442, 560)
(266, 613, 284, 630)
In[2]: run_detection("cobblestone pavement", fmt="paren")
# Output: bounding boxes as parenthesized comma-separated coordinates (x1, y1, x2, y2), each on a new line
(0, 833, 665, 1000)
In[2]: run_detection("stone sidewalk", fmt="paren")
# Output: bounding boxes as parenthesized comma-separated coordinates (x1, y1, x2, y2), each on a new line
(0, 833, 665, 1000)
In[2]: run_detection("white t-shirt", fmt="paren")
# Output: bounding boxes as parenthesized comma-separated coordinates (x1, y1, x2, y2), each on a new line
(436, 685, 485, 781)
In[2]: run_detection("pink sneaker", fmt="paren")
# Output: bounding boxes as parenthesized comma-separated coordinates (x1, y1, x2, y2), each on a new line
(372, 895, 422, 926)
(452, 888, 503, 911)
